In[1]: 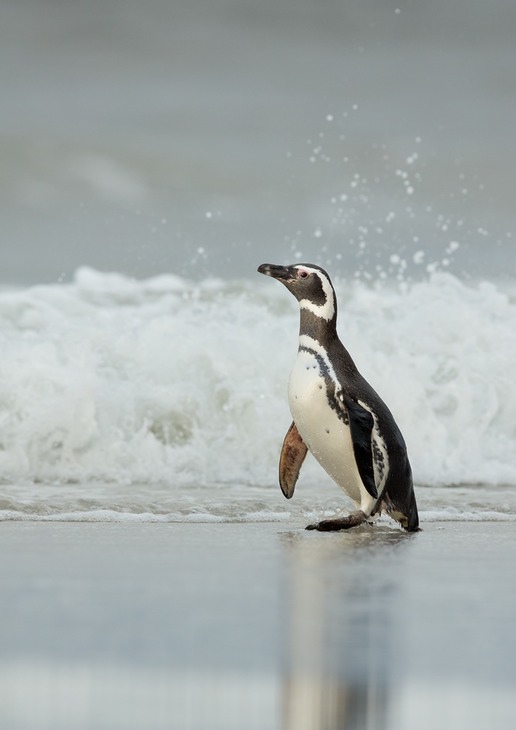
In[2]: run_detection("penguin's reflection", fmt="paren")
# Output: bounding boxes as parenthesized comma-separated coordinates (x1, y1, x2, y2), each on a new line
(281, 527, 412, 730)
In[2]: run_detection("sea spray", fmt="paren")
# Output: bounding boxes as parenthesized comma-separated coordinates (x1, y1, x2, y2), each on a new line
(0, 268, 515, 488)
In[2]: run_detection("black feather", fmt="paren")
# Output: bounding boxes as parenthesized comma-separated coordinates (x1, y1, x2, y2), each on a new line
(343, 395, 378, 499)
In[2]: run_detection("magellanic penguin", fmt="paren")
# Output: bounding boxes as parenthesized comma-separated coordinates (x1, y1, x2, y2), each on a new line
(258, 262, 419, 532)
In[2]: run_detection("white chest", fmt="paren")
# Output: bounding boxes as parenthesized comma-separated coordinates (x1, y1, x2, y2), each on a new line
(288, 348, 364, 505)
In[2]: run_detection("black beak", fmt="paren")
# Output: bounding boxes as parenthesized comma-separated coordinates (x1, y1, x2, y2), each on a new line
(257, 263, 293, 280)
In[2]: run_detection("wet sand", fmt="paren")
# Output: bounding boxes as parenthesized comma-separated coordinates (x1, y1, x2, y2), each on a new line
(1, 520, 515, 729)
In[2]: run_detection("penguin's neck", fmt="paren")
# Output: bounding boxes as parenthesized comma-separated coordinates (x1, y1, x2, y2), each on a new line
(298, 306, 338, 350)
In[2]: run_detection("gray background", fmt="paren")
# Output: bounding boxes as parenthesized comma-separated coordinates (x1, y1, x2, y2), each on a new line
(1, 0, 515, 284)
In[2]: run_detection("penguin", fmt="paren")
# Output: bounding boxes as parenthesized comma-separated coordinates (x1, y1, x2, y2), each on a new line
(257, 262, 419, 532)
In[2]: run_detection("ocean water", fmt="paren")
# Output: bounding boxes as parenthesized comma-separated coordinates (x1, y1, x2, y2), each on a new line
(1, 268, 515, 523)
(1, 0, 516, 523)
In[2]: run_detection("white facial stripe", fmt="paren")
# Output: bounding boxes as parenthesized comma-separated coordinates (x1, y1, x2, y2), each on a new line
(295, 266, 335, 321)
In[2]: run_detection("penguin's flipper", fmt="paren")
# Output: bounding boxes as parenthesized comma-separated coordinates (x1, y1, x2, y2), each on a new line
(279, 421, 308, 499)
(342, 396, 378, 499)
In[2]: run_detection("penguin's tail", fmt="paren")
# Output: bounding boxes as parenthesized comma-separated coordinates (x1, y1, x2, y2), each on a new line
(382, 480, 421, 532)
(398, 487, 420, 532)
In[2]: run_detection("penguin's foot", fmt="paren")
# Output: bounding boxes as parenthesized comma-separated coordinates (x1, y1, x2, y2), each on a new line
(306, 510, 367, 532)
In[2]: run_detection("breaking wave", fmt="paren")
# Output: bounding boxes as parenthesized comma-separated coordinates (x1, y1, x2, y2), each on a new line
(1, 267, 515, 492)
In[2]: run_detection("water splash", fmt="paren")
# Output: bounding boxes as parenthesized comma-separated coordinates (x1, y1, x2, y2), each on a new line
(0, 268, 515, 490)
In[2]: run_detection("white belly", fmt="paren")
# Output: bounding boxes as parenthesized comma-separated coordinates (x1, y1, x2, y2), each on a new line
(288, 349, 365, 506)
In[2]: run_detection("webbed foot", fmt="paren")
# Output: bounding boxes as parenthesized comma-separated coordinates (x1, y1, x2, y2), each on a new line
(306, 510, 367, 531)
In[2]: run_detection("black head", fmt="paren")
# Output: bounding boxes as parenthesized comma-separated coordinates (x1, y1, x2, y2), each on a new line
(257, 263, 337, 322)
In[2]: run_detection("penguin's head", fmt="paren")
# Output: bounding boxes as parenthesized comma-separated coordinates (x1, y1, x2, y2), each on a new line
(257, 263, 336, 322)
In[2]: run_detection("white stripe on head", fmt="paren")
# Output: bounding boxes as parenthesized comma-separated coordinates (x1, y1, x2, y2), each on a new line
(295, 265, 336, 321)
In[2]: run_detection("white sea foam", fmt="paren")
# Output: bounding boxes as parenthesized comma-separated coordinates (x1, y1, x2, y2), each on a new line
(0, 268, 515, 511)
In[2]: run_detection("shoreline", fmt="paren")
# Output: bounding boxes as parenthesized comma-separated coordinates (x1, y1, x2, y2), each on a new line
(1, 520, 516, 729)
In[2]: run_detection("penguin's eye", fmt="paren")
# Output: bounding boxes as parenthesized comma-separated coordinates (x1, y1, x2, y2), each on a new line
(299, 270, 309, 279)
